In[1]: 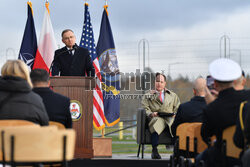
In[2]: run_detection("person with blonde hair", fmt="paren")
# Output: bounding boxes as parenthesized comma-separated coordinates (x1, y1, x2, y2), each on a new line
(0, 60, 49, 125)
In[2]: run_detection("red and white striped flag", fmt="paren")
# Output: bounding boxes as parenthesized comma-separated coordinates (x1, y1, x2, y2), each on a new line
(79, 3, 105, 130)
(33, 1, 57, 71)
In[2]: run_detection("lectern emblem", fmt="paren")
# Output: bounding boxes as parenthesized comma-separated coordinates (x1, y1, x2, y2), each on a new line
(70, 100, 82, 121)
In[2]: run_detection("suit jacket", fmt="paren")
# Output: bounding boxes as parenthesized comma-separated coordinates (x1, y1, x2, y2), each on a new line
(33, 87, 72, 128)
(172, 96, 206, 136)
(51, 45, 95, 76)
(141, 89, 180, 136)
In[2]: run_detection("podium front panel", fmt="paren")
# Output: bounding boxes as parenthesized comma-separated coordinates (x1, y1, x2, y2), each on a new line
(50, 76, 95, 158)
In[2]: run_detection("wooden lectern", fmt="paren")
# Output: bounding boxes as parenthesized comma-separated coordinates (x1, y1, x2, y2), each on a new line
(50, 76, 95, 159)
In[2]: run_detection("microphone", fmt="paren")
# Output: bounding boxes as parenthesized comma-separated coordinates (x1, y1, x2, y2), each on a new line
(50, 45, 78, 75)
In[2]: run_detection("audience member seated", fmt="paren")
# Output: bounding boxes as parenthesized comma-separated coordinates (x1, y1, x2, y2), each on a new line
(197, 58, 250, 167)
(234, 100, 250, 167)
(172, 77, 207, 136)
(141, 72, 180, 159)
(234, 101, 250, 149)
(0, 60, 49, 126)
(30, 69, 72, 128)
(204, 70, 246, 104)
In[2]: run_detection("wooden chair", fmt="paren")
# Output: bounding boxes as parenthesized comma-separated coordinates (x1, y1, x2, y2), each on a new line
(176, 123, 207, 155)
(173, 122, 209, 166)
(136, 108, 173, 158)
(49, 121, 66, 130)
(0, 120, 39, 163)
(2, 127, 76, 167)
(222, 125, 242, 158)
(0, 120, 38, 127)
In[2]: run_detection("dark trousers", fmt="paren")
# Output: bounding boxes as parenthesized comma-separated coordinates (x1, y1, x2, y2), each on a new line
(151, 132, 159, 147)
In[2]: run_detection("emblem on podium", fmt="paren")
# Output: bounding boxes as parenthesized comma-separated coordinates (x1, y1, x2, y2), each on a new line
(70, 100, 82, 121)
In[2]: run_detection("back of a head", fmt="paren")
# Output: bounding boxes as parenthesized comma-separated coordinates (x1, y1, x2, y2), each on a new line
(193, 77, 206, 96)
(1, 60, 32, 87)
(30, 69, 49, 85)
(209, 58, 241, 91)
(234, 74, 246, 91)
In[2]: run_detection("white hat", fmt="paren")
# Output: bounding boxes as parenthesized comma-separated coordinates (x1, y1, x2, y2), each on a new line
(209, 58, 241, 82)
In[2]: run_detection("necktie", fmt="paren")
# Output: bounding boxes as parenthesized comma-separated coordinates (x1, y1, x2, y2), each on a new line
(69, 50, 73, 56)
(159, 92, 163, 102)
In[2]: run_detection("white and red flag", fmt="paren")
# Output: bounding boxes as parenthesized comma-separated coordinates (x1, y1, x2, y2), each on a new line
(33, 1, 57, 71)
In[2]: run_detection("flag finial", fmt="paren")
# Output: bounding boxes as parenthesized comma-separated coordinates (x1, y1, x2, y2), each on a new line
(45, 1, 50, 15)
(104, 0, 108, 16)
(27, 1, 34, 16)
(84, 0, 89, 5)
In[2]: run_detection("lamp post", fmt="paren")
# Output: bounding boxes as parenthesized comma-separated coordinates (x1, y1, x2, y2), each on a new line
(138, 39, 150, 95)
(168, 62, 182, 89)
(138, 39, 150, 72)
(219, 35, 230, 58)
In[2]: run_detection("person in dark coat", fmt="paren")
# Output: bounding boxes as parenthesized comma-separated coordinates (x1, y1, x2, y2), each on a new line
(234, 102, 250, 149)
(234, 101, 250, 167)
(172, 77, 207, 136)
(51, 29, 95, 76)
(0, 60, 49, 126)
(196, 58, 250, 167)
(30, 69, 72, 128)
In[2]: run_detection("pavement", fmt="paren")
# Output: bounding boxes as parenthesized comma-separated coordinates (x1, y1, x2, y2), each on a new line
(111, 153, 172, 160)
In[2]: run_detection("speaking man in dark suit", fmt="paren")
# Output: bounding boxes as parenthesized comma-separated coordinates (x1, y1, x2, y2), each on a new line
(30, 69, 72, 128)
(51, 29, 95, 76)
(172, 77, 207, 136)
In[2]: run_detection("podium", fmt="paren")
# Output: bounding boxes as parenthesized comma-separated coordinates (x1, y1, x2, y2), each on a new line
(50, 76, 95, 159)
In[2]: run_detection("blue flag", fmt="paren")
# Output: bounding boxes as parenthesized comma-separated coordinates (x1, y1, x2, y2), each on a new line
(18, 2, 37, 70)
(96, 6, 120, 126)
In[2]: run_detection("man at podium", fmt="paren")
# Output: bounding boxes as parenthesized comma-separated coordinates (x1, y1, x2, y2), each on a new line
(51, 29, 95, 76)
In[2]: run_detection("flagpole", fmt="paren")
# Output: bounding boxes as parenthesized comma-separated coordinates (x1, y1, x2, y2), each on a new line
(102, 129, 104, 137)
(102, 0, 108, 138)
(101, 1, 108, 138)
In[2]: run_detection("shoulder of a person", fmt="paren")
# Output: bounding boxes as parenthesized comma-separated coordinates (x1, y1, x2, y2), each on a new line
(240, 89, 250, 99)
(26, 91, 46, 109)
(179, 100, 192, 108)
(165, 89, 178, 97)
(77, 46, 89, 52)
(53, 91, 70, 102)
(204, 98, 219, 114)
(55, 47, 66, 53)
(143, 90, 153, 96)
(28, 91, 44, 101)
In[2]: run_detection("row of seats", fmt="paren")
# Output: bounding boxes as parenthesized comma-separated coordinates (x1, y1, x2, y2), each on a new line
(136, 109, 241, 167)
(0, 120, 75, 167)
(171, 123, 241, 166)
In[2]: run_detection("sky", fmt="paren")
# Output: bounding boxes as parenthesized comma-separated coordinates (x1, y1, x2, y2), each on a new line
(1, 0, 250, 79)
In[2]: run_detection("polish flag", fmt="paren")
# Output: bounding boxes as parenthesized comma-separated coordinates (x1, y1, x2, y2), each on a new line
(33, 1, 57, 72)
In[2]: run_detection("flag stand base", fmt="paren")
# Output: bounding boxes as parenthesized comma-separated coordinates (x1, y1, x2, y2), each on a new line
(93, 137, 112, 157)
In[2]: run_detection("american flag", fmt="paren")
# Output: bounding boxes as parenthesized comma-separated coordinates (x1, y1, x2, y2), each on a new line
(79, 3, 105, 130)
